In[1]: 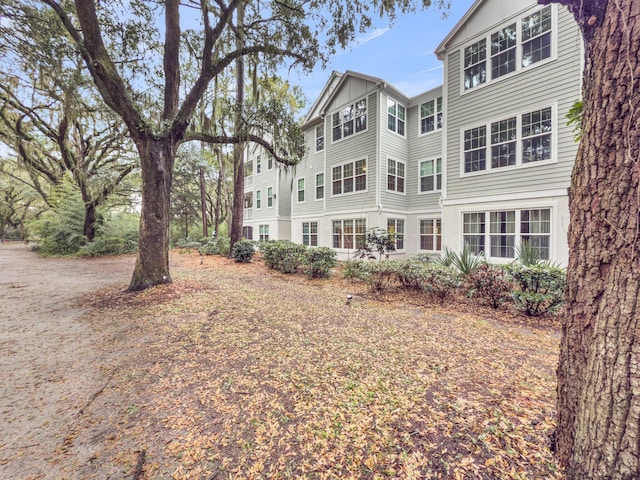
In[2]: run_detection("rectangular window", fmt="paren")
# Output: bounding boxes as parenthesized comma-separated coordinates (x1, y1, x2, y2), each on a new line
(316, 124, 325, 151)
(297, 178, 305, 203)
(332, 160, 366, 196)
(302, 222, 318, 247)
(387, 219, 405, 250)
(420, 97, 443, 134)
(267, 187, 273, 208)
(244, 192, 253, 209)
(332, 98, 367, 142)
(268, 156, 273, 170)
(463, 212, 486, 255)
(332, 219, 366, 249)
(464, 127, 487, 173)
(387, 99, 406, 136)
(521, 208, 551, 259)
(490, 210, 516, 258)
(464, 39, 487, 90)
(256, 155, 262, 174)
(420, 219, 442, 251)
(259, 224, 269, 241)
(256, 190, 261, 209)
(387, 159, 405, 193)
(420, 158, 442, 193)
(522, 107, 552, 163)
(491, 23, 517, 79)
(244, 161, 253, 177)
(316, 173, 324, 200)
(491, 117, 517, 168)
(522, 6, 552, 67)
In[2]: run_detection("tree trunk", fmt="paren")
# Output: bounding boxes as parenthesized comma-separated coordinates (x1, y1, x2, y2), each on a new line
(554, 1, 640, 478)
(200, 166, 207, 238)
(128, 137, 174, 291)
(214, 146, 223, 237)
(83, 202, 97, 241)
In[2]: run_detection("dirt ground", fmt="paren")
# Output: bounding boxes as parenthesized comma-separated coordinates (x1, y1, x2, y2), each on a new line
(0, 243, 136, 479)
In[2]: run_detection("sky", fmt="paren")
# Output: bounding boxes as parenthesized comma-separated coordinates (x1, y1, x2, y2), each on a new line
(285, 0, 477, 108)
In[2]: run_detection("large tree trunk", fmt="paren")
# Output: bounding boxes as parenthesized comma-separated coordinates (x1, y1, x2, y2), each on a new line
(128, 138, 174, 291)
(553, 1, 640, 478)
(82, 202, 97, 241)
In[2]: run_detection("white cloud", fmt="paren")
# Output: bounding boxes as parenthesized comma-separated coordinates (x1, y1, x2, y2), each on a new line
(354, 27, 390, 47)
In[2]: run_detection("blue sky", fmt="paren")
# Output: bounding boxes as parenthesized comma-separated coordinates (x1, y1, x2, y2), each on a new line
(286, 0, 477, 106)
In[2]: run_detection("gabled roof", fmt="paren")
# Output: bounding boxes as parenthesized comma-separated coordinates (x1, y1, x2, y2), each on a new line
(435, 0, 484, 59)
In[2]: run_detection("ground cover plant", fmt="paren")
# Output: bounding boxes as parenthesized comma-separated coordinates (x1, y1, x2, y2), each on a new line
(53, 251, 563, 479)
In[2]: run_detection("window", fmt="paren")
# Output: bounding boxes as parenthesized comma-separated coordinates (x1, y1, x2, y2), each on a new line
(259, 224, 269, 241)
(464, 6, 553, 91)
(420, 158, 442, 193)
(332, 159, 366, 196)
(316, 124, 325, 152)
(315, 173, 324, 200)
(297, 178, 305, 203)
(332, 98, 367, 142)
(490, 211, 516, 258)
(522, 6, 552, 67)
(420, 97, 443, 134)
(244, 192, 253, 209)
(256, 155, 262, 174)
(268, 156, 273, 170)
(387, 159, 405, 193)
(387, 98, 406, 136)
(491, 24, 517, 79)
(244, 161, 253, 177)
(463, 213, 486, 254)
(464, 39, 487, 90)
(464, 208, 551, 259)
(420, 219, 442, 251)
(256, 190, 261, 209)
(463, 106, 553, 174)
(302, 222, 318, 246)
(267, 187, 273, 207)
(387, 219, 405, 250)
(522, 108, 552, 163)
(332, 219, 366, 249)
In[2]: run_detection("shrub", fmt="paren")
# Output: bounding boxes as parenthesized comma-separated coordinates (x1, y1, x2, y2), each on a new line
(439, 244, 485, 275)
(506, 263, 566, 316)
(342, 259, 366, 280)
(393, 260, 427, 290)
(468, 264, 512, 309)
(420, 263, 462, 302)
(354, 228, 396, 260)
(231, 239, 256, 263)
(78, 214, 139, 257)
(359, 260, 397, 292)
(303, 247, 337, 278)
(261, 240, 306, 274)
(199, 236, 230, 256)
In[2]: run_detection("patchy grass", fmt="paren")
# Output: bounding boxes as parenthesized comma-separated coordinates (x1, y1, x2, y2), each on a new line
(68, 252, 562, 479)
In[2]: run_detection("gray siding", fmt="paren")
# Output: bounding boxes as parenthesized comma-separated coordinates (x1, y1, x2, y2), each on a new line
(444, 4, 581, 202)
(291, 127, 326, 217)
(380, 93, 410, 212)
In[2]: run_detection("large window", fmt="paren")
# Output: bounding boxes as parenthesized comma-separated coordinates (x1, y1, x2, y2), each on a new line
(420, 97, 443, 134)
(387, 159, 405, 193)
(420, 219, 442, 251)
(315, 173, 324, 200)
(332, 98, 367, 142)
(387, 98, 406, 136)
(332, 219, 366, 249)
(302, 222, 318, 246)
(332, 159, 366, 196)
(259, 224, 269, 241)
(420, 158, 442, 193)
(297, 178, 305, 203)
(463, 208, 551, 259)
(267, 187, 273, 208)
(463, 106, 553, 174)
(464, 6, 552, 91)
(387, 219, 405, 250)
(316, 124, 324, 152)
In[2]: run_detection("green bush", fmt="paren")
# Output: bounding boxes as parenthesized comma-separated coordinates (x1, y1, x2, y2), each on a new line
(342, 259, 366, 280)
(467, 264, 512, 309)
(393, 260, 428, 290)
(78, 214, 139, 257)
(261, 240, 307, 274)
(439, 244, 485, 275)
(506, 263, 566, 316)
(354, 227, 396, 260)
(303, 247, 337, 278)
(199, 236, 230, 256)
(419, 263, 461, 302)
(231, 239, 256, 263)
(359, 260, 397, 292)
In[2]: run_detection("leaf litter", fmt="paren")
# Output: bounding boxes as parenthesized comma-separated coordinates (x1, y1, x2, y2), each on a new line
(60, 252, 562, 479)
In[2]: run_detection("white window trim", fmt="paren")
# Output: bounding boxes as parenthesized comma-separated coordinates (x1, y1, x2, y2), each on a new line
(459, 103, 557, 178)
(255, 189, 261, 209)
(418, 217, 442, 252)
(297, 177, 306, 204)
(315, 124, 325, 152)
(387, 96, 407, 138)
(418, 157, 443, 195)
(329, 95, 368, 145)
(387, 217, 406, 251)
(459, 4, 557, 96)
(315, 173, 325, 201)
(418, 96, 444, 137)
(256, 155, 262, 175)
(302, 221, 318, 247)
(386, 157, 406, 195)
(330, 157, 368, 198)
(331, 218, 367, 251)
(459, 205, 554, 262)
(267, 186, 274, 208)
